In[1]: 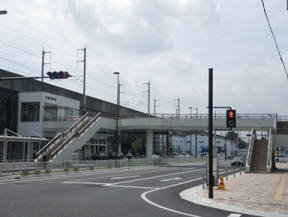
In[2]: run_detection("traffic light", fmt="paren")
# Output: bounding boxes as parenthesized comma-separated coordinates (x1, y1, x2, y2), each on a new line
(226, 109, 236, 128)
(47, 71, 70, 79)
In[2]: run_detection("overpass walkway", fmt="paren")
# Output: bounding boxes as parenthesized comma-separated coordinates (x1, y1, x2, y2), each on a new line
(36, 112, 288, 164)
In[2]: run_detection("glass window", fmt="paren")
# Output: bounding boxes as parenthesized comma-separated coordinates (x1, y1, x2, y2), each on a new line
(21, 102, 40, 122)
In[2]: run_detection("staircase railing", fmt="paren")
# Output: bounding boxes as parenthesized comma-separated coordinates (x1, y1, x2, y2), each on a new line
(267, 128, 273, 172)
(35, 113, 89, 162)
(246, 128, 256, 172)
(50, 113, 102, 161)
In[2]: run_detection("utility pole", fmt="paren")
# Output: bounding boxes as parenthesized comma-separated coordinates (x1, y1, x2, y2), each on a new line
(77, 46, 87, 114)
(154, 99, 159, 116)
(174, 98, 180, 118)
(41, 48, 51, 82)
(143, 81, 150, 116)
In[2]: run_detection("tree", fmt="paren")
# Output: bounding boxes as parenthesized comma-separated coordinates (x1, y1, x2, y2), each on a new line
(132, 136, 143, 158)
(226, 131, 248, 149)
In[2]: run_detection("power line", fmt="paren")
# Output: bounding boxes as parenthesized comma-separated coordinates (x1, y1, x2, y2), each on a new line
(261, 0, 288, 79)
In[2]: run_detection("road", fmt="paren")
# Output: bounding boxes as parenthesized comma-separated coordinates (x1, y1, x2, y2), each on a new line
(0, 165, 257, 217)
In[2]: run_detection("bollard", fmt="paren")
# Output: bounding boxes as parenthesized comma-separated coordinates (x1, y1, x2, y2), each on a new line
(240, 166, 241, 175)
(202, 172, 205, 190)
(13, 161, 15, 176)
(226, 167, 228, 181)
(233, 167, 235, 178)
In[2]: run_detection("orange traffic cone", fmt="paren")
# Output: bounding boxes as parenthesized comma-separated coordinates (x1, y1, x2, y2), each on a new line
(219, 175, 226, 190)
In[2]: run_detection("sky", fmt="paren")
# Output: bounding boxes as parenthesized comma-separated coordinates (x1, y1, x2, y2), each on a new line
(0, 0, 287, 116)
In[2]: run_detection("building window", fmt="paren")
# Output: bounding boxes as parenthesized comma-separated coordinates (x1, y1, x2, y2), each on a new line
(21, 102, 40, 122)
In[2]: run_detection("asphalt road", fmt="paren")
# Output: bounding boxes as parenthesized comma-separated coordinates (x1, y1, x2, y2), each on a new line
(0, 165, 258, 217)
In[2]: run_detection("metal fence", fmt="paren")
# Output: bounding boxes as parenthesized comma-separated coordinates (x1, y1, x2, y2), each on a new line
(0, 157, 206, 177)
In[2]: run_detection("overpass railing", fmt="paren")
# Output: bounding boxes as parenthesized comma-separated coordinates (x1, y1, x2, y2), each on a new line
(267, 128, 273, 173)
(120, 113, 277, 120)
(246, 128, 257, 172)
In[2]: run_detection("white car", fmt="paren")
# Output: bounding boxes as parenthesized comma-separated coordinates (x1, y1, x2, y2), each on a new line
(152, 154, 161, 163)
(179, 153, 192, 158)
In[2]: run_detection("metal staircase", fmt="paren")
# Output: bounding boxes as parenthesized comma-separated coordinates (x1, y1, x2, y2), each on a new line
(35, 113, 102, 162)
(246, 128, 273, 173)
(250, 139, 268, 172)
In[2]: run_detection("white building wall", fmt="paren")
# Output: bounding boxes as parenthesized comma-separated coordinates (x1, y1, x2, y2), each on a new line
(172, 136, 186, 153)
(183, 134, 237, 158)
(18, 92, 80, 136)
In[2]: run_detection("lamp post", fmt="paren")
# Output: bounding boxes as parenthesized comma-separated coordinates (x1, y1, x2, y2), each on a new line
(113, 72, 120, 159)
(0, 10, 7, 15)
(188, 107, 192, 118)
(193, 107, 198, 118)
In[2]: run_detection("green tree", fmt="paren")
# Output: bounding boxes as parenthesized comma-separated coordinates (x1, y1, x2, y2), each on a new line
(132, 136, 143, 158)
(226, 131, 248, 149)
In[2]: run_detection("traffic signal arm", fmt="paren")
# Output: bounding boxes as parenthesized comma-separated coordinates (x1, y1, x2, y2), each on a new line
(0, 76, 49, 81)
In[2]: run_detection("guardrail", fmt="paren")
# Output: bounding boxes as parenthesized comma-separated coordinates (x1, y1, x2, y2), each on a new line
(0, 158, 206, 177)
(42, 113, 282, 121)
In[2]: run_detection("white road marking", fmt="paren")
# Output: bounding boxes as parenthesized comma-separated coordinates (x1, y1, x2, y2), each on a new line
(0, 167, 156, 185)
(160, 177, 182, 182)
(112, 168, 205, 185)
(111, 175, 140, 180)
(141, 178, 202, 217)
(63, 181, 158, 189)
(228, 214, 242, 217)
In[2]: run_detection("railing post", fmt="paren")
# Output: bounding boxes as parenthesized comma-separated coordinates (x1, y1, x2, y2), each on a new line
(226, 167, 228, 181)
(240, 166, 241, 175)
(19, 159, 21, 174)
(233, 167, 235, 178)
(202, 172, 205, 189)
(12, 161, 15, 176)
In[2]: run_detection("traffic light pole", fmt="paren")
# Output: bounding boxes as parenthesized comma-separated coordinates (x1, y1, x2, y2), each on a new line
(208, 68, 213, 199)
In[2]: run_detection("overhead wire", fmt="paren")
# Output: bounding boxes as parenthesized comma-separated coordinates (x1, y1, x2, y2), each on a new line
(261, 0, 288, 79)
(0, 4, 177, 113)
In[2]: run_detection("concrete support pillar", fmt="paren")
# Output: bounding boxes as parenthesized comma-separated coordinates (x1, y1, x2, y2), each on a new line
(146, 129, 153, 161)
(118, 143, 121, 155)
(105, 137, 108, 155)
(27, 141, 30, 162)
(3, 140, 6, 162)
(23, 141, 25, 161)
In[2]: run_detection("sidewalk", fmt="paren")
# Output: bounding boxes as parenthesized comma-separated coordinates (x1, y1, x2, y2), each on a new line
(180, 163, 288, 217)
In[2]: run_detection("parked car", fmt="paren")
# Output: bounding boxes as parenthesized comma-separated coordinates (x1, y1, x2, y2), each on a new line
(91, 153, 109, 160)
(231, 156, 245, 167)
(108, 153, 121, 160)
(179, 153, 192, 158)
(152, 154, 161, 163)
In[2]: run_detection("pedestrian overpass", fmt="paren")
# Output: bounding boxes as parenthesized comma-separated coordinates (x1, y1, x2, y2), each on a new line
(36, 112, 288, 173)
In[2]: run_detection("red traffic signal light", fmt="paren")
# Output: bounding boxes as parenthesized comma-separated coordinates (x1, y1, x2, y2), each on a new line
(47, 71, 70, 79)
(59, 71, 69, 79)
(226, 109, 236, 128)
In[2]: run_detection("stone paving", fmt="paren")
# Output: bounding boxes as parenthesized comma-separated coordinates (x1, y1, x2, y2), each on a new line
(181, 163, 288, 217)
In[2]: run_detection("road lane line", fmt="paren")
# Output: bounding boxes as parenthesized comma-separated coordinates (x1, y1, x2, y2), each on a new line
(68, 167, 179, 182)
(141, 178, 202, 217)
(63, 181, 158, 190)
(113, 168, 205, 185)
(111, 175, 140, 180)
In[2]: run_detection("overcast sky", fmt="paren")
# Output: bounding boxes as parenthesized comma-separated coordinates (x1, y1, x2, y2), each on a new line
(0, 0, 287, 116)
